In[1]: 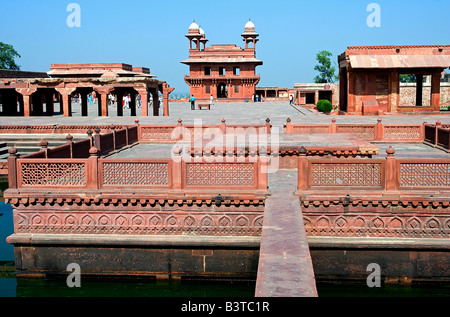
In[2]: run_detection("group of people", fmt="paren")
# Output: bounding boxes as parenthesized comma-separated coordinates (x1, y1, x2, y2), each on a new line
(72, 92, 161, 109)
(73, 92, 96, 105)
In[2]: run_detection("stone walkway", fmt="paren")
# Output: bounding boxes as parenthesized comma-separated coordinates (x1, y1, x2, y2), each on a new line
(255, 169, 317, 297)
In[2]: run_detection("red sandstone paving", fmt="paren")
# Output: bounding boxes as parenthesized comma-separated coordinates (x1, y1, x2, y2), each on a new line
(1, 101, 450, 128)
(255, 169, 318, 297)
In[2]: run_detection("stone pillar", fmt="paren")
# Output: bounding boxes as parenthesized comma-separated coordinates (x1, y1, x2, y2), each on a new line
(162, 82, 174, 116)
(137, 89, 148, 116)
(23, 94, 32, 117)
(389, 70, 399, 113)
(415, 74, 423, 106)
(55, 88, 74, 117)
(431, 70, 441, 112)
(100, 92, 108, 116)
(15, 88, 36, 117)
(347, 69, 356, 114)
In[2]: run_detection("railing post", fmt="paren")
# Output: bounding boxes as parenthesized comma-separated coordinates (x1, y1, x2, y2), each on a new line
(87, 129, 94, 148)
(87, 146, 99, 190)
(177, 119, 183, 140)
(110, 124, 116, 150)
(94, 128, 101, 153)
(40, 139, 48, 158)
(265, 118, 271, 134)
(422, 122, 427, 142)
(376, 118, 383, 141)
(172, 146, 182, 189)
(286, 118, 292, 134)
(220, 118, 226, 134)
(135, 119, 140, 142)
(297, 146, 308, 191)
(66, 134, 73, 158)
(7, 147, 17, 189)
(435, 121, 441, 147)
(258, 146, 268, 190)
(385, 146, 398, 191)
(330, 118, 337, 133)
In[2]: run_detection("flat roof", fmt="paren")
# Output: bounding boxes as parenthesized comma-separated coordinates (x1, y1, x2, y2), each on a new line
(349, 54, 450, 69)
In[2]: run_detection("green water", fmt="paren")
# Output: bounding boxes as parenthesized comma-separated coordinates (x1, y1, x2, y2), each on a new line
(1, 276, 256, 297)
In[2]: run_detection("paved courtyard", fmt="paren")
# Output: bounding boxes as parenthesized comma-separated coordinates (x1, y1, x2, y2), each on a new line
(1, 101, 450, 129)
(1, 100, 449, 160)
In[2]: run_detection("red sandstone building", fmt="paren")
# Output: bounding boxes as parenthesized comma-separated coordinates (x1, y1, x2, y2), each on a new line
(338, 45, 450, 115)
(182, 20, 262, 102)
(0, 63, 174, 117)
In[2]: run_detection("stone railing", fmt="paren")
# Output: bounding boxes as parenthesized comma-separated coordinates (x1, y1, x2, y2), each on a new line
(7, 148, 268, 192)
(0, 124, 123, 134)
(285, 118, 424, 142)
(297, 146, 450, 193)
(424, 121, 450, 151)
(296, 146, 450, 239)
(18, 126, 138, 159)
(138, 119, 271, 142)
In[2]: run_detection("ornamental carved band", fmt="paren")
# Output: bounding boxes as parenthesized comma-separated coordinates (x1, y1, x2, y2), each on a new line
(102, 162, 169, 186)
(303, 214, 450, 238)
(21, 162, 86, 186)
(337, 126, 375, 139)
(141, 127, 176, 140)
(383, 126, 421, 140)
(292, 126, 329, 134)
(186, 163, 255, 187)
(15, 211, 264, 236)
(400, 163, 450, 188)
(310, 163, 382, 187)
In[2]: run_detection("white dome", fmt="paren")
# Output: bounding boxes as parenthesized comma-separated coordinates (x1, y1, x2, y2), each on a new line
(189, 21, 199, 30)
(199, 27, 204, 35)
(245, 19, 255, 29)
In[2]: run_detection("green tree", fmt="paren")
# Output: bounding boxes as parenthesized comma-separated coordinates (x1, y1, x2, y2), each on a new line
(399, 74, 416, 83)
(313, 50, 338, 83)
(0, 42, 21, 70)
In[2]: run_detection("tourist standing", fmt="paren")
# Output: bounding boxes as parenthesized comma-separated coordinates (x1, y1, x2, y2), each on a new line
(289, 94, 293, 105)
(190, 94, 196, 110)
(210, 94, 214, 107)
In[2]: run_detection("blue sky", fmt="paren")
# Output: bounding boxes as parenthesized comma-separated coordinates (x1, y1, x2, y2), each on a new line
(1, 0, 449, 95)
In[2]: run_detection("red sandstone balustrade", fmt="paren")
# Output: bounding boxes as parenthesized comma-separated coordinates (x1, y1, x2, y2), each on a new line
(138, 119, 271, 142)
(423, 121, 450, 151)
(0, 124, 122, 135)
(297, 146, 450, 193)
(9, 147, 268, 192)
(285, 118, 424, 142)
